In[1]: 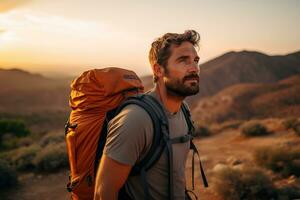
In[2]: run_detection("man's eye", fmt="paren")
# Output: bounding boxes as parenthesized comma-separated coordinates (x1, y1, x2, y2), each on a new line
(180, 59, 186, 63)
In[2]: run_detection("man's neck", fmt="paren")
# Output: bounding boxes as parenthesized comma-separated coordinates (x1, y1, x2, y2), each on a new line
(154, 84, 184, 114)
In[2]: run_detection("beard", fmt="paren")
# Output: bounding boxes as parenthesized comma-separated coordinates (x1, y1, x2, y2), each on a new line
(164, 73, 200, 98)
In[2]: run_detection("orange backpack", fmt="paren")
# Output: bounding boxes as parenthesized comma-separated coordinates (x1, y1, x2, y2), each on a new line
(65, 68, 144, 200)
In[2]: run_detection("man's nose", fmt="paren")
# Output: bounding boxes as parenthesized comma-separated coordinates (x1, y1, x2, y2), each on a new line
(188, 62, 200, 74)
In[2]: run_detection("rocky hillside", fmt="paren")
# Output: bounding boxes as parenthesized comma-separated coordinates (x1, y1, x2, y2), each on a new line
(197, 50, 300, 97)
(193, 75, 300, 123)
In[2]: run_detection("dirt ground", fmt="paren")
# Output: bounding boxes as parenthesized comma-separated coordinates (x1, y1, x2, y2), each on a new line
(3, 126, 299, 200)
(186, 126, 300, 200)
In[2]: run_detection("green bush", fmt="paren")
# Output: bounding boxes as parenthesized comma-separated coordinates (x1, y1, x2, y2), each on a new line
(39, 131, 65, 147)
(34, 142, 68, 172)
(194, 123, 211, 137)
(254, 146, 300, 177)
(0, 159, 18, 189)
(0, 119, 30, 137)
(240, 120, 269, 137)
(0, 119, 30, 148)
(5, 144, 41, 170)
(213, 166, 276, 200)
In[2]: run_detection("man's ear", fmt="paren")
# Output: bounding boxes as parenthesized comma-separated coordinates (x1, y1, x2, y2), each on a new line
(153, 63, 164, 80)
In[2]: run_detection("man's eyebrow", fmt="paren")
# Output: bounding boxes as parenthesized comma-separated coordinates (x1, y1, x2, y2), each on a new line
(175, 55, 200, 62)
(175, 55, 189, 61)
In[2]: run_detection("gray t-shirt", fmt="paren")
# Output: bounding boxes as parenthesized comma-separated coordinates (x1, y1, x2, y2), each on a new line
(103, 91, 190, 200)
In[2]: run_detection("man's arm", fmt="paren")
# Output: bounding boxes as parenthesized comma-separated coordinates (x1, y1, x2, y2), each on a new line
(94, 104, 153, 200)
(94, 155, 132, 200)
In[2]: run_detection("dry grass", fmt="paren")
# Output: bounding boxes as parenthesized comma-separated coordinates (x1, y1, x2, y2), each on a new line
(34, 142, 68, 172)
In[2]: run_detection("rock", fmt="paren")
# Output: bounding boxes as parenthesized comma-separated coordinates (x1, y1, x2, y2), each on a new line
(37, 175, 43, 179)
(226, 156, 242, 166)
(212, 163, 229, 172)
(287, 175, 296, 184)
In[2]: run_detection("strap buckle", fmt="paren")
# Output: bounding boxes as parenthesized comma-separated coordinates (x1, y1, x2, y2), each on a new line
(64, 121, 77, 135)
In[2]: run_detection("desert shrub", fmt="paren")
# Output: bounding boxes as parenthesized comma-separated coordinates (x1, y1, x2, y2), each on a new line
(213, 166, 276, 200)
(5, 144, 41, 170)
(0, 134, 19, 150)
(0, 159, 18, 189)
(0, 119, 31, 150)
(292, 124, 300, 136)
(16, 136, 34, 147)
(39, 131, 65, 147)
(0, 133, 34, 150)
(240, 120, 269, 137)
(282, 117, 299, 129)
(34, 142, 68, 172)
(193, 123, 211, 137)
(220, 120, 243, 130)
(254, 146, 300, 177)
(282, 117, 300, 136)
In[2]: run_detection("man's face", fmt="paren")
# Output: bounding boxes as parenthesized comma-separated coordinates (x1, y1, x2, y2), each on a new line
(163, 41, 200, 98)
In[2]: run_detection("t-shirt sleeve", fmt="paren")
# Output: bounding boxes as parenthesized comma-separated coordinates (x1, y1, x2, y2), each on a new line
(103, 104, 153, 166)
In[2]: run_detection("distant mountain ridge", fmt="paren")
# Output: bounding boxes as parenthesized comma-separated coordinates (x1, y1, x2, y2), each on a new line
(0, 50, 299, 129)
(0, 68, 70, 114)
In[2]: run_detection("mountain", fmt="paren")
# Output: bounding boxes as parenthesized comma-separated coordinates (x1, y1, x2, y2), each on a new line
(187, 50, 300, 104)
(0, 68, 71, 112)
(192, 74, 300, 123)
(0, 68, 72, 131)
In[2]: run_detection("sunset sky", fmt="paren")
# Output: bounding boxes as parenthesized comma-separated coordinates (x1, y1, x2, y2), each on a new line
(0, 0, 299, 77)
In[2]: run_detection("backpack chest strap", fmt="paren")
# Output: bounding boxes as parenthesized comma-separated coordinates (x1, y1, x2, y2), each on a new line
(169, 134, 193, 144)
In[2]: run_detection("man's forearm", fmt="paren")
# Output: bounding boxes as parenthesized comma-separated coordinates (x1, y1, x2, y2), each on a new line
(94, 184, 119, 200)
(94, 155, 132, 200)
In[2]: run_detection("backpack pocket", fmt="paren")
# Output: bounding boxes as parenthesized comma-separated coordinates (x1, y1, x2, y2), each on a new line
(66, 129, 77, 178)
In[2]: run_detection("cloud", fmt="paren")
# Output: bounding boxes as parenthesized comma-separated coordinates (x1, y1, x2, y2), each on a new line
(0, 0, 32, 13)
(0, 9, 112, 46)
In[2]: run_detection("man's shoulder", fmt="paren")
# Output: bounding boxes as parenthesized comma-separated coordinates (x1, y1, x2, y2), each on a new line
(109, 103, 152, 128)
(120, 103, 151, 119)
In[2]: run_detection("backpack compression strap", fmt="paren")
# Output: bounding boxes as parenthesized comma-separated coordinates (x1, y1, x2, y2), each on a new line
(181, 102, 209, 188)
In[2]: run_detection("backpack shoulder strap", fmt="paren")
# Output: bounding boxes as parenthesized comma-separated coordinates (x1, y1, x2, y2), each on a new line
(181, 101, 195, 135)
(115, 94, 168, 173)
(116, 94, 169, 200)
(181, 101, 209, 188)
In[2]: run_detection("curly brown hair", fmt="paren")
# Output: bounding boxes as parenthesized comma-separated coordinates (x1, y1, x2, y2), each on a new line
(148, 30, 200, 69)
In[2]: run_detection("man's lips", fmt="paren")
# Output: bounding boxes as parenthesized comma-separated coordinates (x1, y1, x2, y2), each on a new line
(184, 76, 199, 82)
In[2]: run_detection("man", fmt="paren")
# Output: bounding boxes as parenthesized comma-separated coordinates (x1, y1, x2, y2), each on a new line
(94, 30, 201, 200)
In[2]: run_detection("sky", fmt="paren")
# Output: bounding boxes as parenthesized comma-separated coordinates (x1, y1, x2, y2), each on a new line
(0, 0, 299, 77)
